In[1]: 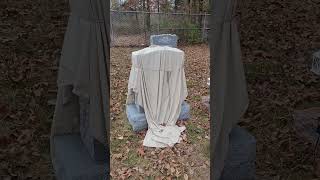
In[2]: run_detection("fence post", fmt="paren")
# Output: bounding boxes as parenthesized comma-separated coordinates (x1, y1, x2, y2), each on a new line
(202, 14, 206, 42)
(158, 13, 160, 34)
(144, 11, 147, 45)
(110, 10, 114, 46)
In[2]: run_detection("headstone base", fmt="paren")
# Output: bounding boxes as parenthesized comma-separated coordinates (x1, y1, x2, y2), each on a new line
(126, 101, 191, 132)
(220, 126, 256, 180)
(52, 134, 109, 180)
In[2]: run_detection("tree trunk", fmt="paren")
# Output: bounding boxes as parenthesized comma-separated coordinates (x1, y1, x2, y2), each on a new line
(198, 0, 203, 26)
(174, 0, 179, 12)
(187, 0, 191, 14)
(191, 0, 196, 13)
(142, 0, 145, 10)
(146, 0, 151, 31)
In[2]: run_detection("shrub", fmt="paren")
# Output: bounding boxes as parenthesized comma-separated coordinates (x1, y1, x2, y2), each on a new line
(158, 18, 202, 44)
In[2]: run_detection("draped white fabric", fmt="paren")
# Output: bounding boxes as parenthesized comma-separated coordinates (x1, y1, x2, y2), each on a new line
(51, 0, 110, 163)
(128, 46, 188, 147)
(211, 0, 249, 179)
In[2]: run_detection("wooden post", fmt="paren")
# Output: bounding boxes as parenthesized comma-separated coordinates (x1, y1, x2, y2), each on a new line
(158, 0, 160, 34)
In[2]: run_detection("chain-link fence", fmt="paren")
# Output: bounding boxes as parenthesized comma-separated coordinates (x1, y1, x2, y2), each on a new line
(110, 10, 210, 47)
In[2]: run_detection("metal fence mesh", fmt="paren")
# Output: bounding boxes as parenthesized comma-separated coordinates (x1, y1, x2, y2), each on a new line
(110, 10, 210, 47)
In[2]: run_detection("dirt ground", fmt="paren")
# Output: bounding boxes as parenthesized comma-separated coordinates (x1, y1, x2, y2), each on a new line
(110, 45, 210, 179)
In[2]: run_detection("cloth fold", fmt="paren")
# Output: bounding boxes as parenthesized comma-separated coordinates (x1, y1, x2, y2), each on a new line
(51, 0, 110, 164)
(127, 46, 188, 147)
(210, 0, 249, 179)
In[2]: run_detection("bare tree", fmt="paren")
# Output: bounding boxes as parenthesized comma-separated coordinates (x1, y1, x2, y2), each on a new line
(174, 0, 180, 12)
(146, 0, 151, 31)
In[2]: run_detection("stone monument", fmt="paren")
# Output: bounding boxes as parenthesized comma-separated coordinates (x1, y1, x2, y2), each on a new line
(150, 34, 178, 48)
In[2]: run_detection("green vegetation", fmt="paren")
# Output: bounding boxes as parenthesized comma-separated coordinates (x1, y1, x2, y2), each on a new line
(159, 19, 203, 44)
(122, 150, 150, 167)
(187, 122, 205, 144)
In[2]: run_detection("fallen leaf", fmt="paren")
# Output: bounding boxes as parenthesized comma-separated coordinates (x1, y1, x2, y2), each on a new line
(113, 153, 123, 159)
(137, 146, 145, 156)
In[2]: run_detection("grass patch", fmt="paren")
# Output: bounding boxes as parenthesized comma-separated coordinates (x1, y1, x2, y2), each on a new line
(187, 123, 205, 144)
(191, 110, 208, 122)
(186, 80, 195, 88)
(122, 149, 150, 167)
(111, 138, 125, 153)
(122, 118, 133, 131)
(190, 95, 201, 101)
(127, 133, 140, 143)
(201, 140, 210, 159)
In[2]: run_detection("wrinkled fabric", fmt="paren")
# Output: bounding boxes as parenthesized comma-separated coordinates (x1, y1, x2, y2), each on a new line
(51, 0, 110, 166)
(127, 46, 188, 147)
(210, 0, 249, 179)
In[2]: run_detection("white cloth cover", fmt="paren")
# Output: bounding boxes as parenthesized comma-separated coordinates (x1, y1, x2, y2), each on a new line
(128, 46, 188, 147)
(210, 0, 249, 179)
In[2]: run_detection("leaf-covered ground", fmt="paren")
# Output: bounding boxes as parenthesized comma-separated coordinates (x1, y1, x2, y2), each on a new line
(239, 0, 320, 179)
(0, 0, 68, 179)
(1, 0, 320, 179)
(110, 45, 210, 179)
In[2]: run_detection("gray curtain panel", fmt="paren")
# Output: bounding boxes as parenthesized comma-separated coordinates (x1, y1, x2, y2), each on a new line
(210, 0, 249, 179)
(50, 0, 110, 165)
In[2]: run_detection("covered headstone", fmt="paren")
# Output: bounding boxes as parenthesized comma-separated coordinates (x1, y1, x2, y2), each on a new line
(126, 34, 190, 132)
(210, 0, 250, 179)
(50, 0, 110, 179)
(127, 46, 188, 147)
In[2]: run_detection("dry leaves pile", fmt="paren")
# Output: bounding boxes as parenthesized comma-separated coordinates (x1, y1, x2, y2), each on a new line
(110, 45, 210, 179)
(0, 0, 69, 179)
(239, 0, 320, 179)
